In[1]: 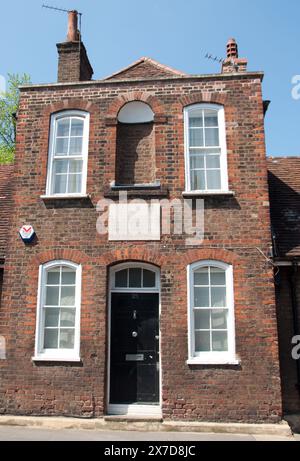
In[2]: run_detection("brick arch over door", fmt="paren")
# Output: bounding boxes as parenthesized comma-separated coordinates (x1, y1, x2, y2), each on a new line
(37, 99, 98, 194)
(106, 92, 165, 121)
(104, 93, 168, 187)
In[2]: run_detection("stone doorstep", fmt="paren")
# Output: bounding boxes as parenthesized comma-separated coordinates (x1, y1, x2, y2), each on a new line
(0, 416, 293, 437)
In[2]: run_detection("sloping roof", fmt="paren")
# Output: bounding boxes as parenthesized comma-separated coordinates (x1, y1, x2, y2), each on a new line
(0, 165, 14, 261)
(103, 57, 187, 81)
(268, 157, 300, 258)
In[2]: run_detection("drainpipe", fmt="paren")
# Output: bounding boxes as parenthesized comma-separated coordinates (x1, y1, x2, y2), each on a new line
(289, 261, 300, 393)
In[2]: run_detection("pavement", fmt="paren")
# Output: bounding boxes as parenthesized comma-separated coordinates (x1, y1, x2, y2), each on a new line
(0, 426, 299, 441)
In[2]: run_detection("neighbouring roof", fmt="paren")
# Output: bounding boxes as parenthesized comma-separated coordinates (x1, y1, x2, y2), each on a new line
(103, 56, 187, 81)
(0, 165, 14, 261)
(268, 157, 300, 259)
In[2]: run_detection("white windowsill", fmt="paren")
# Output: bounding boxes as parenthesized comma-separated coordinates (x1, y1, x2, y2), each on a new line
(182, 191, 235, 197)
(187, 359, 240, 366)
(40, 194, 90, 200)
(32, 356, 81, 363)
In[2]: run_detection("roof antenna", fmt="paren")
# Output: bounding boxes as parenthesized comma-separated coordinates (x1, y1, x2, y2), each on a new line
(42, 4, 83, 50)
(205, 52, 225, 64)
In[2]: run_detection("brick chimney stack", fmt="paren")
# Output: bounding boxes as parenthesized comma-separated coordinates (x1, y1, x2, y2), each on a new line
(57, 10, 94, 83)
(221, 38, 248, 73)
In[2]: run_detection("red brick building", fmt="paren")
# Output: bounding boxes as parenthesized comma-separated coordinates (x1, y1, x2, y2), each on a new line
(0, 12, 293, 423)
(268, 158, 300, 422)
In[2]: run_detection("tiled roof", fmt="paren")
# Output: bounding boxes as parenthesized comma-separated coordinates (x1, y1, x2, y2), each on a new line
(103, 57, 187, 81)
(268, 157, 300, 258)
(0, 165, 14, 261)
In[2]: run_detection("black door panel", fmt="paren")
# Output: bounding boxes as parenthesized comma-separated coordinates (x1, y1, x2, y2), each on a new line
(110, 293, 159, 404)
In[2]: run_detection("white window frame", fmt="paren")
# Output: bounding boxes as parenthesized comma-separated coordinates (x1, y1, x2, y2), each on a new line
(184, 103, 229, 193)
(45, 110, 90, 197)
(110, 262, 160, 293)
(187, 260, 238, 365)
(33, 260, 82, 362)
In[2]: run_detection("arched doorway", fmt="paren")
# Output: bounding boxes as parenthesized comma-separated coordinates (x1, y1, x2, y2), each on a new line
(107, 262, 161, 416)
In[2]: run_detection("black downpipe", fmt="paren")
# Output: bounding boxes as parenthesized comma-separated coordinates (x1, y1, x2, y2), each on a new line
(289, 262, 300, 393)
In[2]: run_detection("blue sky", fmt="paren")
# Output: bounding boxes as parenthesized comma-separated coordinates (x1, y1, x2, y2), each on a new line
(1, 0, 299, 156)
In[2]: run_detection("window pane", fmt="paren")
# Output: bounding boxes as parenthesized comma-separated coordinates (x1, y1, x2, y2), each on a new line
(59, 329, 75, 349)
(194, 309, 210, 330)
(212, 331, 228, 352)
(60, 309, 76, 327)
(69, 160, 83, 174)
(115, 269, 128, 287)
(71, 119, 84, 136)
(61, 269, 76, 285)
(44, 308, 59, 327)
(57, 118, 70, 137)
(45, 286, 59, 306)
(191, 170, 205, 191)
(205, 128, 219, 146)
(206, 155, 220, 169)
(194, 287, 209, 307)
(68, 174, 82, 194)
(129, 268, 142, 288)
(190, 156, 204, 169)
(211, 309, 228, 330)
(211, 287, 226, 307)
(69, 137, 83, 155)
(55, 137, 69, 155)
(44, 329, 59, 349)
(210, 268, 226, 286)
(195, 331, 210, 352)
(189, 128, 203, 147)
(54, 160, 68, 174)
(204, 111, 218, 127)
(189, 116, 203, 128)
(143, 269, 156, 288)
(54, 174, 67, 194)
(61, 286, 75, 306)
(194, 268, 209, 286)
(47, 269, 60, 285)
(206, 170, 221, 190)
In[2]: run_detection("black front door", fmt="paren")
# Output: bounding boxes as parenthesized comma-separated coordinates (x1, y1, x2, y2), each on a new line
(110, 292, 159, 405)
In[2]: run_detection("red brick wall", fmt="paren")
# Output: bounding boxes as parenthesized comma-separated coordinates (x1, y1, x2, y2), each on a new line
(0, 74, 283, 422)
(276, 267, 300, 414)
(116, 122, 155, 185)
(0, 269, 3, 309)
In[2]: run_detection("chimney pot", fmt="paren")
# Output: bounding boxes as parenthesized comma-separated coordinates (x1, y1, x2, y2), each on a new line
(67, 10, 80, 42)
(227, 38, 238, 59)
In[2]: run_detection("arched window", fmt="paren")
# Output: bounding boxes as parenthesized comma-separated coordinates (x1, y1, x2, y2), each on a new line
(184, 104, 228, 193)
(34, 261, 82, 361)
(187, 261, 236, 364)
(115, 102, 156, 186)
(110, 262, 159, 291)
(46, 111, 90, 196)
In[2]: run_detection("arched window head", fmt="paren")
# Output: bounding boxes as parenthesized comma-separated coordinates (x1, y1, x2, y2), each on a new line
(110, 263, 160, 291)
(46, 111, 90, 197)
(187, 260, 237, 365)
(184, 104, 228, 193)
(34, 261, 82, 362)
(117, 101, 154, 124)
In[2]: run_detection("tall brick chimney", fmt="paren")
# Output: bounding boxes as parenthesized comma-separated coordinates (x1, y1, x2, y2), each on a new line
(57, 10, 94, 83)
(221, 38, 248, 73)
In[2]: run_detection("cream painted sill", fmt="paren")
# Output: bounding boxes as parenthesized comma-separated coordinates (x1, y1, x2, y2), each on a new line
(40, 194, 90, 200)
(187, 359, 240, 366)
(182, 191, 235, 197)
(32, 356, 81, 363)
